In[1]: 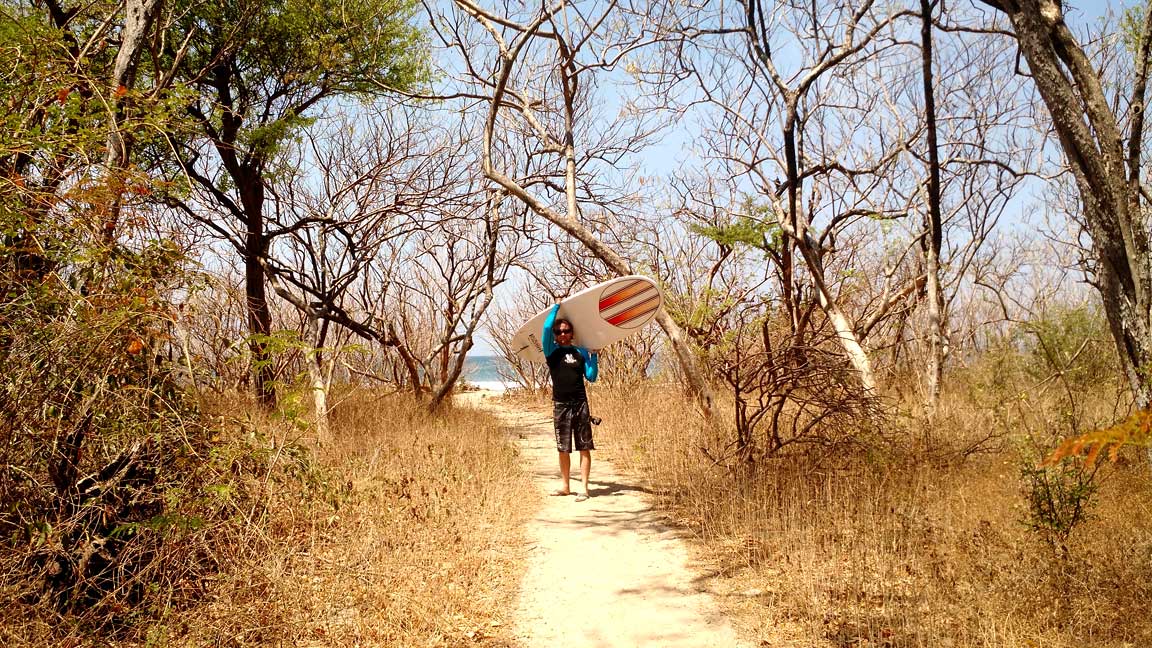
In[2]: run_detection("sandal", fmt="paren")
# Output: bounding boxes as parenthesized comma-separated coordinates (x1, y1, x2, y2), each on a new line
(575, 494, 589, 502)
(550, 490, 572, 496)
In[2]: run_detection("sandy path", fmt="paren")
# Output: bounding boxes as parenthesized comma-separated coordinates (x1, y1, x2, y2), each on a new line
(460, 392, 750, 648)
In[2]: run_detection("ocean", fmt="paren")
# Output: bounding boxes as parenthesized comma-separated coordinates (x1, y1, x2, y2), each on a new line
(462, 355, 521, 392)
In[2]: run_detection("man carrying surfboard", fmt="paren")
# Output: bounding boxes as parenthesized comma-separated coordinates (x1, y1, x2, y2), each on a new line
(543, 303, 598, 502)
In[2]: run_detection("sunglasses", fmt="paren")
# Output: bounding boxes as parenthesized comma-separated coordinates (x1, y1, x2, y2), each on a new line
(555, 328, 573, 335)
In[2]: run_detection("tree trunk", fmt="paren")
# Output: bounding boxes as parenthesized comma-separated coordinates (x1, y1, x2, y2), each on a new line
(307, 317, 331, 445)
(816, 291, 878, 393)
(387, 322, 424, 395)
(976, 0, 1152, 464)
(920, 0, 945, 412)
(429, 339, 471, 412)
(780, 115, 879, 393)
(245, 250, 276, 408)
(306, 346, 330, 444)
(975, 1, 1152, 387)
(240, 179, 277, 409)
(102, 0, 163, 242)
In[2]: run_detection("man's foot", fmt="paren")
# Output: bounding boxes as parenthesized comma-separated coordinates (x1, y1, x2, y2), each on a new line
(550, 490, 572, 496)
(575, 493, 589, 502)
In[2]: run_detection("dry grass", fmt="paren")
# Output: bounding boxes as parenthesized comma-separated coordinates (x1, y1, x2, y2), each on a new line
(8, 389, 534, 648)
(11, 361, 1149, 647)
(590, 382, 1152, 647)
(176, 390, 532, 648)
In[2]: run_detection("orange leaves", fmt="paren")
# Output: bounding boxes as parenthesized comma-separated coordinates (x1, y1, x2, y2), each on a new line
(1045, 409, 1152, 467)
(126, 338, 144, 355)
(55, 84, 126, 105)
(126, 182, 152, 197)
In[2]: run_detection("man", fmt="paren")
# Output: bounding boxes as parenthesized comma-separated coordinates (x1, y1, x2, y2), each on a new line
(542, 304, 598, 502)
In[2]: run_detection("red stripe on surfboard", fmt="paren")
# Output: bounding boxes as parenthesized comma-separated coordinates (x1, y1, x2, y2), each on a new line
(600, 285, 657, 318)
(598, 280, 651, 311)
(604, 295, 660, 327)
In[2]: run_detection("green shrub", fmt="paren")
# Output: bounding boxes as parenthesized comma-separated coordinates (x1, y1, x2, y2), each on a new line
(1019, 457, 1099, 557)
(1021, 304, 1119, 389)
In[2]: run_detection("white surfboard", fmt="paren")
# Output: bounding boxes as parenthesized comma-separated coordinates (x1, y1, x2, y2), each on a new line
(510, 275, 663, 363)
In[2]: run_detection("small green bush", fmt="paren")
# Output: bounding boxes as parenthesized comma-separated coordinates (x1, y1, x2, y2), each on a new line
(1019, 457, 1099, 557)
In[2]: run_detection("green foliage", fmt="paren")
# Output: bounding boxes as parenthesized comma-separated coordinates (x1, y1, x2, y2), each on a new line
(1021, 304, 1118, 387)
(1120, 2, 1149, 54)
(689, 199, 782, 254)
(960, 306, 1115, 556)
(1, 223, 211, 620)
(0, 225, 317, 634)
(172, 0, 429, 160)
(977, 307, 1114, 557)
(690, 216, 780, 252)
(1, 10, 102, 191)
(0, 2, 315, 638)
(972, 304, 1119, 399)
(153, 0, 432, 409)
(671, 287, 744, 336)
(1019, 456, 1098, 556)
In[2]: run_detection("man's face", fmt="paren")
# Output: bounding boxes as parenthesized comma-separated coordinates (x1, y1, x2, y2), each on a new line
(555, 325, 573, 342)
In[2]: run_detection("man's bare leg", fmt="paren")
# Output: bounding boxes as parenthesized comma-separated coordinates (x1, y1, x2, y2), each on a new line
(579, 450, 591, 497)
(555, 451, 572, 495)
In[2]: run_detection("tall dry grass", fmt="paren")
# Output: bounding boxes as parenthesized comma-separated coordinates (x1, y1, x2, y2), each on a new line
(2, 389, 532, 647)
(590, 381, 1152, 647)
(169, 390, 532, 647)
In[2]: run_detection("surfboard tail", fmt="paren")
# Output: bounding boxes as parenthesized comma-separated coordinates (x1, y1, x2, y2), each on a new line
(599, 279, 661, 329)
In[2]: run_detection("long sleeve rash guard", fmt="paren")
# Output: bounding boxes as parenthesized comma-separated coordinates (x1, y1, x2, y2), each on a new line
(542, 304, 598, 401)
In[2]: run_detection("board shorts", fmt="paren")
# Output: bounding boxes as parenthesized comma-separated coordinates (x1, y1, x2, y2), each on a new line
(553, 399, 594, 453)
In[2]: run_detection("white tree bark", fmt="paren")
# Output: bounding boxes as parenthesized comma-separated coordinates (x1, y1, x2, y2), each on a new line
(103, 0, 163, 240)
(306, 322, 331, 445)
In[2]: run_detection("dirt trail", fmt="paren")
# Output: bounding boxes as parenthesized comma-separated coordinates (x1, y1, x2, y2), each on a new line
(460, 392, 750, 648)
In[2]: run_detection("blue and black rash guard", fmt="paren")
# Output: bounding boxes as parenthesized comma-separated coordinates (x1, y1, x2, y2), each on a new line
(542, 304, 598, 402)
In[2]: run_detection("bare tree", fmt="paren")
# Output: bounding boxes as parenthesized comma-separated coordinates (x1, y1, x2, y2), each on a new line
(436, 0, 717, 416)
(487, 290, 553, 392)
(405, 188, 532, 410)
(888, 1, 1041, 402)
(257, 102, 524, 427)
(642, 0, 1041, 405)
(259, 105, 447, 437)
(161, 1, 427, 408)
(650, 0, 930, 393)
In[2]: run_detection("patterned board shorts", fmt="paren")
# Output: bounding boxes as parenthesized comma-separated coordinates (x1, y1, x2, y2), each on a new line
(553, 400, 595, 453)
